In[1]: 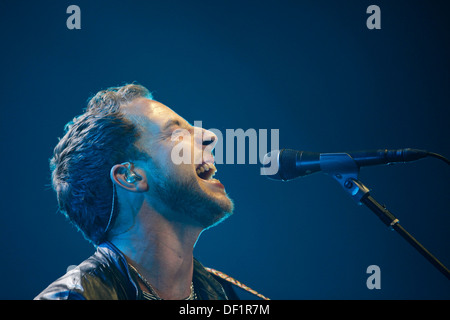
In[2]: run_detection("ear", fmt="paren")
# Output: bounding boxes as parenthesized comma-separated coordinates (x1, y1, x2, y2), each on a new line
(110, 162, 148, 193)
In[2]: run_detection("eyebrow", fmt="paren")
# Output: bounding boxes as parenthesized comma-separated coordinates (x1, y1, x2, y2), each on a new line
(162, 119, 181, 131)
(162, 118, 192, 132)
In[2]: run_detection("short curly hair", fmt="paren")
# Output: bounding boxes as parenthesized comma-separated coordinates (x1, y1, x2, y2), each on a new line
(50, 84, 152, 245)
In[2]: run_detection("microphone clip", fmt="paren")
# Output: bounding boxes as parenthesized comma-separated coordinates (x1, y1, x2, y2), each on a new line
(320, 153, 369, 204)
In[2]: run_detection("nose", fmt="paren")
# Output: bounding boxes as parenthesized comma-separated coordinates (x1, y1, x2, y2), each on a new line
(202, 129, 218, 150)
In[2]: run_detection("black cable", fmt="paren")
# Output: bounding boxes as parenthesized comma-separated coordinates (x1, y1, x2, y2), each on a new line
(427, 152, 450, 165)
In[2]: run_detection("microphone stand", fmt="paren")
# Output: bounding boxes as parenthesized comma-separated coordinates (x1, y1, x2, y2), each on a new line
(320, 153, 450, 280)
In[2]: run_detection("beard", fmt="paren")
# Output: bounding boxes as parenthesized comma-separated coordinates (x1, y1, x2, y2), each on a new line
(152, 169, 234, 229)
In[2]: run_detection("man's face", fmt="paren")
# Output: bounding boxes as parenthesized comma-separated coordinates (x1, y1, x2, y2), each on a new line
(123, 98, 234, 228)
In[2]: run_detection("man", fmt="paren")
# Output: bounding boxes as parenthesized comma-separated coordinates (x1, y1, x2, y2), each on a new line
(35, 83, 245, 300)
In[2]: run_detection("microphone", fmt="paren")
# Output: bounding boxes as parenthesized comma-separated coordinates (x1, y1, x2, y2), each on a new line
(262, 148, 429, 181)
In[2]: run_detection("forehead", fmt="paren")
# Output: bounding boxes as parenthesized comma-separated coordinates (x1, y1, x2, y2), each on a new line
(123, 97, 176, 121)
(121, 97, 185, 133)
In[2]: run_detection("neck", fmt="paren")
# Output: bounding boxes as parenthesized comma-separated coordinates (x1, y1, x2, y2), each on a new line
(109, 203, 203, 300)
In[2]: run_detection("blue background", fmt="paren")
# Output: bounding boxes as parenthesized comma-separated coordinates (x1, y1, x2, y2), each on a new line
(0, 0, 449, 299)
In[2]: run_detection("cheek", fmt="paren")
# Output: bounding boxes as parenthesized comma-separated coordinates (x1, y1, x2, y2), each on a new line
(165, 156, 196, 181)
(169, 137, 198, 166)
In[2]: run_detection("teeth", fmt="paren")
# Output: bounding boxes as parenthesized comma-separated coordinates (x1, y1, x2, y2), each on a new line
(196, 163, 217, 178)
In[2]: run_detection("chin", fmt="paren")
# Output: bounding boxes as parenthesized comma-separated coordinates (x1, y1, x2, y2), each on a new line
(154, 165, 234, 229)
(193, 182, 235, 229)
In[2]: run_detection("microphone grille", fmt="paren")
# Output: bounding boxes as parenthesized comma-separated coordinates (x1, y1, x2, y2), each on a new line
(262, 149, 297, 181)
(278, 149, 299, 181)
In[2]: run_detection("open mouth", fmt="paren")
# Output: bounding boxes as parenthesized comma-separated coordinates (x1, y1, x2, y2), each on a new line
(195, 162, 217, 181)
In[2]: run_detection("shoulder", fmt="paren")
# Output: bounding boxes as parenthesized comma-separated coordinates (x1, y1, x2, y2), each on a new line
(34, 256, 112, 300)
(207, 269, 241, 300)
(34, 243, 137, 300)
(204, 267, 270, 300)
(194, 259, 265, 300)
